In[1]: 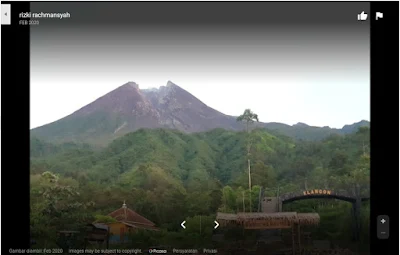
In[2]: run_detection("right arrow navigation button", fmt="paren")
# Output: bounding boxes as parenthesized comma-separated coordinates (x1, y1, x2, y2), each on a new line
(214, 221, 219, 229)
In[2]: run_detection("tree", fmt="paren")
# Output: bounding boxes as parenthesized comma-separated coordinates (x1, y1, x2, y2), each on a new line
(30, 171, 95, 247)
(209, 189, 223, 213)
(93, 215, 117, 223)
(329, 150, 350, 175)
(222, 186, 236, 212)
(236, 109, 259, 212)
(251, 161, 277, 188)
(236, 109, 259, 133)
(236, 187, 246, 212)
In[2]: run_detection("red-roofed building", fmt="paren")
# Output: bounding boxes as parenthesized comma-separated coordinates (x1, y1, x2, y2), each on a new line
(106, 202, 159, 243)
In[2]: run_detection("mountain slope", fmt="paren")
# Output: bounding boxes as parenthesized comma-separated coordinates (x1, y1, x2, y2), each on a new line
(31, 81, 240, 146)
(31, 80, 369, 145)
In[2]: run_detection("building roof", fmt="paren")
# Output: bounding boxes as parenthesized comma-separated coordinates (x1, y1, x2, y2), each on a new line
(217, 212, 239, 221)
(216, 212, 320, 227)
(296, 213, 320, 225)
(91, 223, 110, 231)
(122, 222, 160, 231)
(108, 202, 156, 227)
(237, 212, 298, 221)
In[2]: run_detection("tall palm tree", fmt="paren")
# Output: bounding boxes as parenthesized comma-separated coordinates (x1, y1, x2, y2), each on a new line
(236, 109, 259, 212)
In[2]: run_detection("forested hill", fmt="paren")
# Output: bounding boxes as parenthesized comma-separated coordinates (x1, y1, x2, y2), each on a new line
(30, 126, 370, 245)
(31, 126, 369, 192)
(262, 120, 370, 141)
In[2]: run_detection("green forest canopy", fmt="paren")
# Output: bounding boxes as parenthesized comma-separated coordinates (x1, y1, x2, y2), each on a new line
(30, 126, 370, 246)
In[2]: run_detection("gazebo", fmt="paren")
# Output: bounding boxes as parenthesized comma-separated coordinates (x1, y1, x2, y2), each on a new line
(216, 212, 320, 254)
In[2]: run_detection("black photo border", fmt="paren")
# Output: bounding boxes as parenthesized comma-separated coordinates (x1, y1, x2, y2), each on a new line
(370, 1, 399, 255)
(1, 0, 31, 252)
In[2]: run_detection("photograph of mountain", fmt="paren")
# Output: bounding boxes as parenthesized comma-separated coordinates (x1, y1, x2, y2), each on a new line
(29, 2, 370, 254)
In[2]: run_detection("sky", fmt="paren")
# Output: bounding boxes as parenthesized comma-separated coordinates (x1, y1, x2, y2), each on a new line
(30, 2, 370, 129)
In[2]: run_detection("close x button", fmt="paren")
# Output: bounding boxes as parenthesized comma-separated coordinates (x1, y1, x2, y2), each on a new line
(377, 215, 389, 239)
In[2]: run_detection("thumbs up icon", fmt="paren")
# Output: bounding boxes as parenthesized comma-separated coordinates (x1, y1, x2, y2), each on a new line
(358, 11, 368, 21)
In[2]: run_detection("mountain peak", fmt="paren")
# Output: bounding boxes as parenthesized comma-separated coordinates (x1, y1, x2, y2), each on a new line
(166, 80, 176, 87)
(294, 122, 309, 127)
(122, 81, 139, 89)
(166, 81, 185, 91)
(341, 120, 370, 134)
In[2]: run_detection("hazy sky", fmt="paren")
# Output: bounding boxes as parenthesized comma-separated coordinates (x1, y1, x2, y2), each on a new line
(30, 2, 370, 129)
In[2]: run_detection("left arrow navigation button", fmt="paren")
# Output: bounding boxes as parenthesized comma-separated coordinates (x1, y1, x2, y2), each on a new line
(181, 221, 186, 229)
(1, 4, 11, 25)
